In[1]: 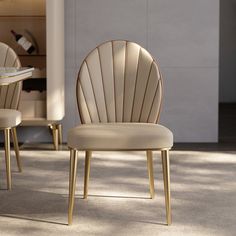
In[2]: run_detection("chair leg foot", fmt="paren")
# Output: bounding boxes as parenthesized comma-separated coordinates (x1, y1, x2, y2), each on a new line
(146, 150, 155, 199)
(84, 151, 92, 199)
(11, 127, 22, 172)
(161, 149, 171, 225)
(50, 124, 59, 150)
(4, 129, 11, 190)
(68, 148, 78, 225)
(57, 124, 63, 145)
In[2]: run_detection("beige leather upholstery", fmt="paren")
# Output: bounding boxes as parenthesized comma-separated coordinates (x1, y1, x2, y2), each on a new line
(0, 42, 22, 109)
(0, 42, 23, 189)
(69, 40, 172, 150)
(68, 41, 173, 225)
(77, 40, 162, 124)
(68, 123, 173, 150)
(0, 109, 21, 129)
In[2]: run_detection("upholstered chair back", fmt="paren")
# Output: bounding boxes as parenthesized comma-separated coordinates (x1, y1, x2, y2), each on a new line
(0, 42, 22, 109)
(77, 40, 162, 124)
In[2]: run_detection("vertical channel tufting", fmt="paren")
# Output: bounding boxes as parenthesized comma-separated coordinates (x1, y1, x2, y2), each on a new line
(0, 44, 8, 65)
(123, 42, 140, 122)
(138, 62, 154, 122)
(111, 41, 116, 121)
(122, 41, 127, 122)
(77, 40, 162, 125)
(148, 78, 162, 123)
(77, 82, 92, 123)
(97, 47, 108, 122)
(131, 48, 153, 122)
(139, 63, 161, 122)
(0, 45, 9, 108)
(5, 83, 15, 108)
(0, 86, 7, 108)
(129, 46, 141, 122)
(86, 49, 108, 122)
(10, 83, 19, 109)
(79, 61, 100, 123)
(113, 41, 126, 122)
(98, 42, 115, 122)
(0, 42, 22, 109)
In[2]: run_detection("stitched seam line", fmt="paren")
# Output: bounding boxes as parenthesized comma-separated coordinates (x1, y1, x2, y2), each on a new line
(97, 46, 108, 122)
(10, 82, 17, 109)
(147, 79, 160, 122)
(79, 81, 92, 123)
(85, 60, 101, 122)
(131, 47, 141, 121)
(112, 41, 117, 122)
(122, 41, 127, 122)
(138, 61, 154, 122)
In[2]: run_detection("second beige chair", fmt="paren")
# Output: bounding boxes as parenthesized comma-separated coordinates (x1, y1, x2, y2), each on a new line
(67, 40, 173, 225)
(0, 42, 23, 189)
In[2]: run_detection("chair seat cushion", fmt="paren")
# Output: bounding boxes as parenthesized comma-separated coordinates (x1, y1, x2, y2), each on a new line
(0, 109, 21, 129)
(68, 123, 173, 151)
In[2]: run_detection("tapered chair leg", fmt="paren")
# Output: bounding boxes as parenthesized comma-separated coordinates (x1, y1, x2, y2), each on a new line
(146, 150, 155, 199)
(84, 151, 92, 199)
(11, 127, 22, 172)
(161, 149, 171, 225)
(57, 124, 63, 145)
(68, 148, 78, 225)
(51, 124, 59, 150)
(4, 128, 11, 190)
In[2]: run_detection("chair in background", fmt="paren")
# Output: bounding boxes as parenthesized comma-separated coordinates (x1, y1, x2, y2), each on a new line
(0, 42, 23, 189)
(67, 40, 173, 225)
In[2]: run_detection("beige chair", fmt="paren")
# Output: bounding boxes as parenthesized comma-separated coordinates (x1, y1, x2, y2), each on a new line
(67, 40, 173, 225)
(0, 42, 23, 189)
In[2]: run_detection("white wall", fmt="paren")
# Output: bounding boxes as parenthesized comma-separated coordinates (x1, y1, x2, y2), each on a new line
(220, 0, 236, 103)
(63, 0, 219, 142)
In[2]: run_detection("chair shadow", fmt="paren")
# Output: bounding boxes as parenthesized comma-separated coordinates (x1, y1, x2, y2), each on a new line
(73, 194, 167, 226)
(77, 194, 150, 200)
(134, 219, 168, 226)
(0, 214, 68, 226)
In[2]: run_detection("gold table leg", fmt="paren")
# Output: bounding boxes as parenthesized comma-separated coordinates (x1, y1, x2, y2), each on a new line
(50, 124, 59, 150)
(57, 124, 62, 145)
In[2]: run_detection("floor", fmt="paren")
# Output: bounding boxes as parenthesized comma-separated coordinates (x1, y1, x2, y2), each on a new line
(0, 146, 235, 236)
(0, 104, 235, 236)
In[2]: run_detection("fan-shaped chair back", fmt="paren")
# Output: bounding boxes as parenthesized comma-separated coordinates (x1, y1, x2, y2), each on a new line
(0, 42, 22, 109)
(77, 40, 162, 124)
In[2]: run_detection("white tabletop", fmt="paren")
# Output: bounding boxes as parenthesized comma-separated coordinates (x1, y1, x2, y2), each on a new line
(0, 67, 34, 86)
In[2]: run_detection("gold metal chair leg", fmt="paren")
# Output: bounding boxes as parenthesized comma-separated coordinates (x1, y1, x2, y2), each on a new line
(84, 151, 92, 199)
(11, 127, 22, 172)
(51, 124, 59, 150)
(146, 150, 155, 199)
(4, 128, 11, 190)
(161, 149, 171, 225)
(68, 148, 78, 225)
(57, 124, 62, 145)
